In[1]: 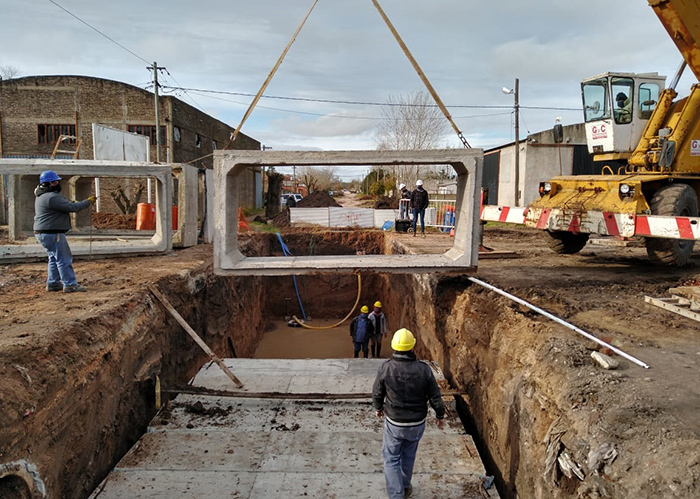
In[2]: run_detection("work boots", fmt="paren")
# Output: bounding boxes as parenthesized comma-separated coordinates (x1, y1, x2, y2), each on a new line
(63, 284, 87, 293)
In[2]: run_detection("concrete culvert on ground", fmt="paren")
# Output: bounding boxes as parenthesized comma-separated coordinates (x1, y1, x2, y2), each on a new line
(1, 227, 699, 498)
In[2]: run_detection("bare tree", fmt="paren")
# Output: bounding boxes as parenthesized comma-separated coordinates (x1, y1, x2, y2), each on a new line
(374, 90, 450, 187)
(0, 65, 21, 80)
(298, 166, 338, 194)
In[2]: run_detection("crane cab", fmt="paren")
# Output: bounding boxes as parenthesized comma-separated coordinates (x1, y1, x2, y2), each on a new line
(581, 72, 666, 161)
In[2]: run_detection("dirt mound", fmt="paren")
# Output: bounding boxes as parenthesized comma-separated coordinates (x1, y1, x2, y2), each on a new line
(374, 195, 398, 209)
(297, 191, 341, 208)
(91, 212, 137, 230)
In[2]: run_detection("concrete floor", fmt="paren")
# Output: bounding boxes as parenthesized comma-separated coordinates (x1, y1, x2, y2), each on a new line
(89, 359, 499, 498)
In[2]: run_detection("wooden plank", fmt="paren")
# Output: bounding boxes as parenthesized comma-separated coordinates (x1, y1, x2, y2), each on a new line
(149, 285, 244, 388)
(644, 295, 700, 323)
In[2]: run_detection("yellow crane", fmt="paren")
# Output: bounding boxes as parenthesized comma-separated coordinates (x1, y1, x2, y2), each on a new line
(526, 0, 700, 266)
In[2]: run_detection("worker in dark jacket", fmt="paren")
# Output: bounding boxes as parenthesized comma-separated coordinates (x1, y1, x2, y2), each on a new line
(372, 328, 445, 499)
(350, 305, 374, 358)
(409, 179, 429, 237)
(33, 170, 95, 293)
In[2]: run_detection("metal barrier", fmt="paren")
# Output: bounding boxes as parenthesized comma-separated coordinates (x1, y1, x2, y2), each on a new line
(398, 199, 456, 231)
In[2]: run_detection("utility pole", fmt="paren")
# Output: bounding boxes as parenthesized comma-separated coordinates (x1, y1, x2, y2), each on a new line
(514, 78, 520, 206)
(150, 61, 165, 163)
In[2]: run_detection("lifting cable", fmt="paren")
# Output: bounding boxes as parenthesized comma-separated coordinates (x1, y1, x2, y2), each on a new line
(224, 0, 319, 149)
(370, 0, 471, 148)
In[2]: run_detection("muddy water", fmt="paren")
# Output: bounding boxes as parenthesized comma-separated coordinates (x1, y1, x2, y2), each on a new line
(254, 319, 389, 359)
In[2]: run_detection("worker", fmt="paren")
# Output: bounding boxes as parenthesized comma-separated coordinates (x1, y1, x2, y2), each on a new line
(399, 183, 411, 220)
(33, 170, 95, 293)
(372, 328, 446, 499)
(350, 305, 374, 358)
(410, 179, 429, 237)
(614, 92, 632, 124)
(368, 300, 387, 358)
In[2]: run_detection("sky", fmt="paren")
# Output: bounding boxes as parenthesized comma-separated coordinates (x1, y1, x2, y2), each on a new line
(1, 0, 696, 180)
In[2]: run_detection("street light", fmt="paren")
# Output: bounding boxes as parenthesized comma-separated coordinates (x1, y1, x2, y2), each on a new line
(502, 78, 520, 205)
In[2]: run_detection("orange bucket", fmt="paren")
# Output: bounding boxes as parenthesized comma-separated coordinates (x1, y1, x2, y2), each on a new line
(172, 205, 178, 231)
(136, 203, 156, 230)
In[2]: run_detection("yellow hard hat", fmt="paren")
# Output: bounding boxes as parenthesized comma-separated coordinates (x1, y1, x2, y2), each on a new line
(391, 328, 416, 351)
(361, 305, 369, 313)
(374, 301, 382, 308)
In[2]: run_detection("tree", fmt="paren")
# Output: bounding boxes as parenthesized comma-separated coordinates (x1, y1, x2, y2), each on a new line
(373, 90, 450, 187)
(0, 65, 20, 80)
(297, 166, 338, 194)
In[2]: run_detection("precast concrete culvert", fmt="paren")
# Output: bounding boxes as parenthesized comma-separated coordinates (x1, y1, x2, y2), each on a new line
(1, 229, 651, 499)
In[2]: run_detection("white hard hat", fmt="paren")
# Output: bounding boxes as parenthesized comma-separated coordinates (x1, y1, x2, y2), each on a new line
(416, 179, 423, 186)
(399, 183, 406, 189)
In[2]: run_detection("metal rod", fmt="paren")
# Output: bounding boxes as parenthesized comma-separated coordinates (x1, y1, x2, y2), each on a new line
(468, 276, 650, 369)
(163, 387, 467, 400)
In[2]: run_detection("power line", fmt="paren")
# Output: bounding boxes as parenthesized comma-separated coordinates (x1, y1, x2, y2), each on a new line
(188, 89, 513, 121)
(47, 0, 150, 65)
(161, 85, 582, 111)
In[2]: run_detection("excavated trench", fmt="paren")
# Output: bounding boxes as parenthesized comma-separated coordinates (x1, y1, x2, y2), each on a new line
(2, 230, 606, 499)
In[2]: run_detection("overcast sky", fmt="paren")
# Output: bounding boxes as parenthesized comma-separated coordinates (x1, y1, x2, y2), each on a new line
(1, 0, 695, 179)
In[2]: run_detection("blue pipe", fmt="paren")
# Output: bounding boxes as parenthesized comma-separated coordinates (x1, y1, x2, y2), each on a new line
(275, 233, 307, 321)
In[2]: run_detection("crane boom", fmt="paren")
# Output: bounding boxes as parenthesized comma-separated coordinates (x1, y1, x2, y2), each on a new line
(649, 0, 700, 80)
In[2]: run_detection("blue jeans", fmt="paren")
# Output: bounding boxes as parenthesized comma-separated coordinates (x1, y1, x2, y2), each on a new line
(412, 208, 425, 234)
(382, 420, 426, 499)
(353, 340, 369, 358)
(35, 233, 77, 287)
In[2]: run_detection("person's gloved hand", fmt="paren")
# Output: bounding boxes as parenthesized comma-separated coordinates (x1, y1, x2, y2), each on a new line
(87, 196, 96, 204)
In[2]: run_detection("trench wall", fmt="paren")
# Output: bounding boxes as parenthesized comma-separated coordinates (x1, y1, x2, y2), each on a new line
(379, 273, 614, 499)
(0, 266, 267, 499)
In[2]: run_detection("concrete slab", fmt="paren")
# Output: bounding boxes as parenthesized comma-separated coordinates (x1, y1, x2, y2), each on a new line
(213, 150, 483, 275)
(89, 359, 499, 499)
(0, 159, 173, 262)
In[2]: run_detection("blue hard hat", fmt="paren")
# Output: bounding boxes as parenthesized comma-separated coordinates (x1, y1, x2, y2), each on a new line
(39, 170, 62, 183)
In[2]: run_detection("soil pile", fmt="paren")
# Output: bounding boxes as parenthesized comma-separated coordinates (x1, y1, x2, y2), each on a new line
(91, 212, 137, 230)
(374, 195, 398, 209)
(271, 191, 342, 227)
(297, 191, 341, 208)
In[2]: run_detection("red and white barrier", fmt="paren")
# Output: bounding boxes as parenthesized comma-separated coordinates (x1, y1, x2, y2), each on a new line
(480, 205, 700, 240)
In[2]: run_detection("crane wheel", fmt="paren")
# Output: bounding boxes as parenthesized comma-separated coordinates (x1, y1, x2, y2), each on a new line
(546, 231, 590, 254)
(645, 184, 698, 266)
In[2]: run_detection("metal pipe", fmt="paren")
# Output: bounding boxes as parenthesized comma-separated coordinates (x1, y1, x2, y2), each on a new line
(468, 277, 650, 369)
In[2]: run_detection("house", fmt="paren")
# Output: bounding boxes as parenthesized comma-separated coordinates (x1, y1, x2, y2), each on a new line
(481, 123, 597, 207)
(0, 75, 262, 223)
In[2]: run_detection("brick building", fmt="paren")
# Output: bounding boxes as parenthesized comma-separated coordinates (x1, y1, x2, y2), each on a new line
(0, 75, 261, 219)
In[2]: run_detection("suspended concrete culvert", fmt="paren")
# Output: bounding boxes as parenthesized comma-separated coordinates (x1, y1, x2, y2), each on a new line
(1, 227, 699, 498)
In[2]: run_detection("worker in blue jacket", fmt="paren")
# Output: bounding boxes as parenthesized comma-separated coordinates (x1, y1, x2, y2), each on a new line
(350, 305, 374, 358)
(33, 170, 95, 293)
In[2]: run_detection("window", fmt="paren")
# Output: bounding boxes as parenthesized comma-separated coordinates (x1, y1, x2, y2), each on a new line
(611, 77, 634, 125)
(212, 140, 217, 150)
(195, 133, 202, 148)
(173, 126, 181, 143)
(638, 83, 661, 120)
(128, 125, 166, 145)
(581, 78, 609, 122)
(37, 124, 76, 144)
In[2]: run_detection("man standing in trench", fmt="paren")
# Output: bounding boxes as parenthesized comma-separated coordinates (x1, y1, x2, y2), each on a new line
(368, 300, 387, 358)
(372, 328, 446, 498)
(34, 170, 95, 293)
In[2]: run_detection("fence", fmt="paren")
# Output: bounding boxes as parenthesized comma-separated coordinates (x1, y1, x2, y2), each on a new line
(399, 199, 456, 231)
(290, 200, 457, 232)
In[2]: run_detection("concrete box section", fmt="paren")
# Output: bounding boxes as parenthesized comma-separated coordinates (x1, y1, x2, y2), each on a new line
(214, 150, 483, 275)
(89, 358, 499, 499)
(0, 159, 173, 262)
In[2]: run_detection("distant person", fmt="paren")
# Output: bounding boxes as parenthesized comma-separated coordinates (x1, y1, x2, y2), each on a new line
(410, 179, 429, 237)
(350, 305, 374, 358)
(372, 328, 446, 499)
(614, 92, 632, 124)
(399, 183, 411, 220)
(286, 194, 297, 208)
(368, 300, 387, 358)
(33, 170, 95, 293)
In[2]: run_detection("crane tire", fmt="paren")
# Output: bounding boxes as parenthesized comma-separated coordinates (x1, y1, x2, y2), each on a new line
(645, 183, 698, 266)
(546, 231, 590, 254)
